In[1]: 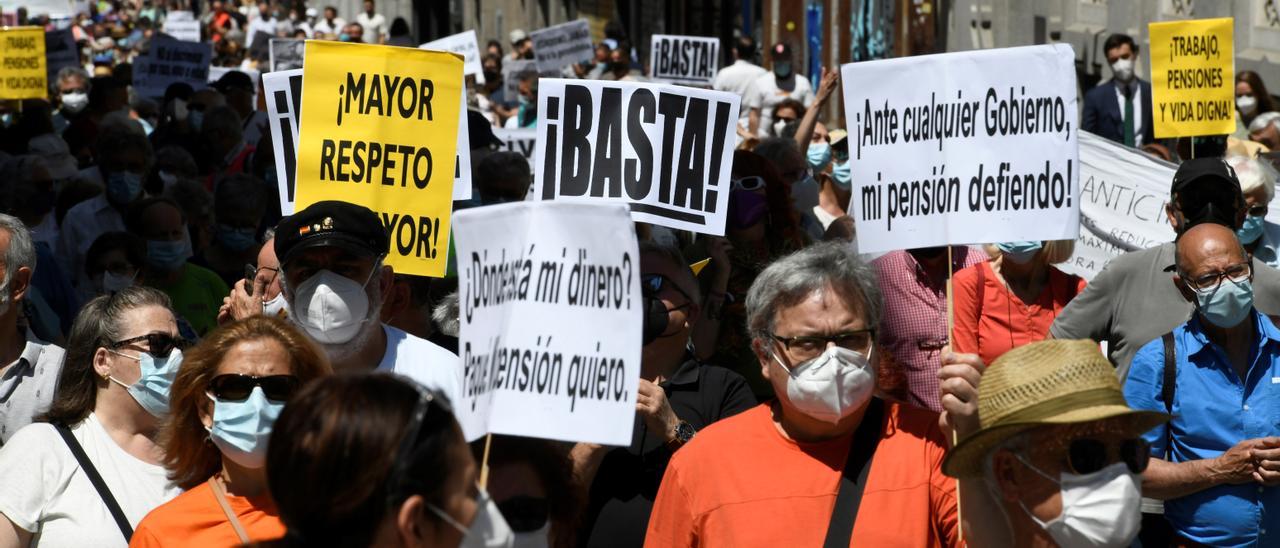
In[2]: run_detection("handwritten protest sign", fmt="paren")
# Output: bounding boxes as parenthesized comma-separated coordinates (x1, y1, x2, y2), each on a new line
(264, 69, 303, 214)
(530, 20, 594, 75)
(495, 127, 536, 168)
(649, 35, 720, 85)
(44, 28, 78, 85)
(133, 37, 212, 99)
(503, 59, 537, 103)
(840, 44, 1080, 254)
(163, 16, 202, 42)
(294, 41, 462, 277)
(1149, 17, 1234, 138)
(421, 30, 485, 85)
(269, 39, 305, 71)
(0, 27, 46, 100)
(453, 201, 641, 445)
(533, 79, 740, 235)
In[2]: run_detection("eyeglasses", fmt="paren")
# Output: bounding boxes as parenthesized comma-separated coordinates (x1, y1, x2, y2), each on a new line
(110, 333, 187, 358)
(732, 176, 766, 191)
(769, 329, 876, 362)
(207, 374, 300, 401)
(497, 495, 550, 533)
(1248, 204, 1268, 217)
(641, 273, 693, 304)
(1066, 438, 1150, 475)
(1180, 262, 1251, 293)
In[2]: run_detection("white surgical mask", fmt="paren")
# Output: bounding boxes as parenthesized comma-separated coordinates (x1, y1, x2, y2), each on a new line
(1016, 458, 1142, 548)
(1110, 58, 1134, 83)
(1238, 95, 1258, 116)
(429, 488, 515, 548)
(61, 91, 89, 114)
(262, 292, 290, 318)
(772, 119, 788, 136)
(512, 523, 550, 548)
(770, 345, 876, 424)
(289, 267, 377, 344)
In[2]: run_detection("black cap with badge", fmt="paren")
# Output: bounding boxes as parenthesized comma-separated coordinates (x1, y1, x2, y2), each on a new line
(1170, 157, 1244, 231)
(274, 201, 389, 265)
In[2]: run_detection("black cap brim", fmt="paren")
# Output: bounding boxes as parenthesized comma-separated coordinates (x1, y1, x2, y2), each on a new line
(280, 234, 380, 266)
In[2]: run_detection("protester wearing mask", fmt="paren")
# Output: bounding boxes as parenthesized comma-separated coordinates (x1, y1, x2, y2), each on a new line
(275, 201, 461, 402)
(192, 175, 265, 287)
(577, 243, 754, 547)
(745, 43, 814, 138)
(0, 287, 183, 546)
(1082, 33, 1155, 147)
(220, 233, 288, 325)
(505, 71, 540, 129)
(212, 71, 269, 149)
(944, 339, 1168, 548)
(0, 214, 67, 442)
(788, 68, 845, 230)
(765, 99, 803, 138)
(312, 5, 346, 40)
(604, 45, 645, 82)
(267, 373, 514, 547)
(131, 316, 329, 546)
(85, 231, 145, 295)
(509, 29, 534, 61)
(477, 435, 578, 548)
(1236, 71, 1276, 133)
(126, 198, 228, 336)
(52, 66, 92, 133)
(1230, 154, 1280, 267)
(713, 36, 767, 126)
(754, 138, 824, 241)
(645, 242, 1003, 546)
(340, 22, 365, 43)
(1123, 223, 1280, 546)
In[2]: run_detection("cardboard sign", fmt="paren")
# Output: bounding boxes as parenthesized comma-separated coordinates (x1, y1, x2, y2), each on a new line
(503, 59, 537, 103)
(533, 79, 740, 235)
(162, 17, 201, 42)
(494, 127, 536, 168)
(453, 201, 641, 445)
(132, 37, 212, 99)
(294, 41, 462, 277)
(421, 30, 485, 85)
(263, 69, 303, 215)
(840, 44, 1080, 254)
(530, 20, 594, 75)
(44, 28, 78, 84)
(1, 27, 47, 100)
(1149, 17, 1235, 138)
(649, 34, 720, 85)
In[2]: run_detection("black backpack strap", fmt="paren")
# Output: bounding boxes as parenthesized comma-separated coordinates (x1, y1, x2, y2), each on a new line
(1161, 332, 1177, 460)
(54, 423, 133, 541)
(822, 398, 885, 548)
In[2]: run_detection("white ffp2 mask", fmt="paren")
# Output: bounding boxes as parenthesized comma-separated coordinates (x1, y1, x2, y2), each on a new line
(771, 345, 876, 424)
(1017, 458, 1142, 548)
(289, 268, 376, 344)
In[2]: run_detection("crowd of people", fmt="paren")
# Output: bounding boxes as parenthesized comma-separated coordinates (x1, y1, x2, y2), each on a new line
(1, 0, 1280, 545)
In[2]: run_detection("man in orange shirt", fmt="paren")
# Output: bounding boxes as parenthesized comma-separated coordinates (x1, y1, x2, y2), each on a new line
(644, 242, 1005, 547)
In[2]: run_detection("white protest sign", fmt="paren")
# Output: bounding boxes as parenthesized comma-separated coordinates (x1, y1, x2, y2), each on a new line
(530, 20, 594, 75)
(533, 79, 740, 235)
(44, 28, 78, 83)
(263, 69, 302, 215)
(453, 201, 641, 445)
(421, 30, 485, 85)
(207, 66, 260, 105)
(649, 34, 720, 85)
(453, 96, 472, 201)
(269, 38, 304, 71)
(841, 44, 1080, 254)
(495, 127, 536, 168)
(503, 59, 537, 102)
(132, 37, 212, 99)
(165, 10, 194, 21)
(163, 17, 201, 42)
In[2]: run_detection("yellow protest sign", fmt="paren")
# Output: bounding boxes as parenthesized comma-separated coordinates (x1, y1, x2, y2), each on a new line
(0, 27, 47, 100)
(1149, 17, 1234, 138)
(295, 41, 462, 277)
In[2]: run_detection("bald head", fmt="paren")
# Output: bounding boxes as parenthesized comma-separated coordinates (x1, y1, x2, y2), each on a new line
(1175, 223, 1247, 280)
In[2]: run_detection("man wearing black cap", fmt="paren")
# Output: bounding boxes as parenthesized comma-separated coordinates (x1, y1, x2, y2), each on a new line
(274, 200, 461, 401)
(1051, 157, 1280, 379)
(745, 43, 813, 138)
(211, 70, 267, 148)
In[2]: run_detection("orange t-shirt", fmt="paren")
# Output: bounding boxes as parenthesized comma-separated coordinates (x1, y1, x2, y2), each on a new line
(951, 261, 1086, 365)
(130, 479, 285, 547)
(644, 401, 960, 547)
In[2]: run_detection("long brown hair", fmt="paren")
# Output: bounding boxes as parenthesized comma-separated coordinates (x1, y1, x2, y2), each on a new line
(41, 287, 172, 426)
(160, 316, 331, 489)
(1238, 70, 1278, 116)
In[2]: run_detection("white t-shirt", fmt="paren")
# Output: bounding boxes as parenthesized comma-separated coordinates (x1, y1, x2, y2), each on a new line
(713, 59, 768, 111)
(745, 72, 814, 137)
(376, 325, 463, 405)
(355, 12, 386, 44)
(0, 414, 180, 546)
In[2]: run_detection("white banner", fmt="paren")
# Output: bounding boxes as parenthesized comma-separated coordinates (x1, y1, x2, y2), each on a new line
(263, 69, 302, 215)
(421, 30, 485, 85)
(530, 19, 594, 75)
(649, 34, 720, 85)
(268, 38, 304, 72)
(132, 37, 212, 99)
(533, 79, 740, 235)
(494, 127, 536, 168)
(162, 18, 201, 43)
(841, 44, 1081, 254)
(453, 201, 641, 445)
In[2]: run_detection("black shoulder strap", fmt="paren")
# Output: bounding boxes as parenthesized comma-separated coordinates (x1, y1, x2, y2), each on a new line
(822, 398, 885, 548)
(975, 261, 986, 319)
(1161, 332, 1177, 460)
(54, 423, 134, 541)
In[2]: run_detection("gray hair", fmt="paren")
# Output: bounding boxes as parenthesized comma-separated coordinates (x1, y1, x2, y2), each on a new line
(0, 213, 37, 289)
(745, 241, 881, 342)
(55, 66, 90, 90)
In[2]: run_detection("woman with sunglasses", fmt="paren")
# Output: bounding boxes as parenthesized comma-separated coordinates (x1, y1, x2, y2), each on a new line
(264, 373, 514, 547)
(130, 316, 330, 547)
(1230, 155, 1280, 267)
(0, 287, 184, 547)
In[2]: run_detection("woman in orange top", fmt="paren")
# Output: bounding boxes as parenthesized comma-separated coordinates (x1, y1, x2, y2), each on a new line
(130, 316, 330, 547)
(952, 240, 1086, 366)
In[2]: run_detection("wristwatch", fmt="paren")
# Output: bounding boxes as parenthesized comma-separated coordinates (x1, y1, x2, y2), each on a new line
(666, 421, 696, 451)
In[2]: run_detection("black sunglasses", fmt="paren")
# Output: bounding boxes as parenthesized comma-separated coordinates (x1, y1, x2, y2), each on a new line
(207, 374, 300, 402)
(641, 273, 693, 301)
(110, 333, 187, 359)
(1068, 438, 1150, 475)
(497, 495, 549, 533)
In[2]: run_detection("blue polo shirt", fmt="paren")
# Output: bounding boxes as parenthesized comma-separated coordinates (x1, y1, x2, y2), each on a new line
(1125, 310, 1280, 547)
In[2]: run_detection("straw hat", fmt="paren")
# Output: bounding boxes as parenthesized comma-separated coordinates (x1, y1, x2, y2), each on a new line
(942, 339, 1169, 478)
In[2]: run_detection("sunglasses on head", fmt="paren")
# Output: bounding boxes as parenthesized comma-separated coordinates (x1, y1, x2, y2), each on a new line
(207, 373, 300, 402)
(1067, 438, 1150, 475)
(110, 333, 187, 358)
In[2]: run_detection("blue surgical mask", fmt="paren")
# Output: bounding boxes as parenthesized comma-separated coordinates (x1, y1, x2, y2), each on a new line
(832, 160, 852, 187)
(807, 142, 832, 171)
(215, 224, 258, 252)
(108, 348, 184, 417)
(996, 241, 1043, 264)
(773, 61, 792, 79)
(1192, 278, 1254, 328)
(147, 238, 192, 271)
(1238, 214, 1265, 245)
(207, 386, 284, 469)
(105, 171, 144, 205)
(338, 33, 351, 41)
